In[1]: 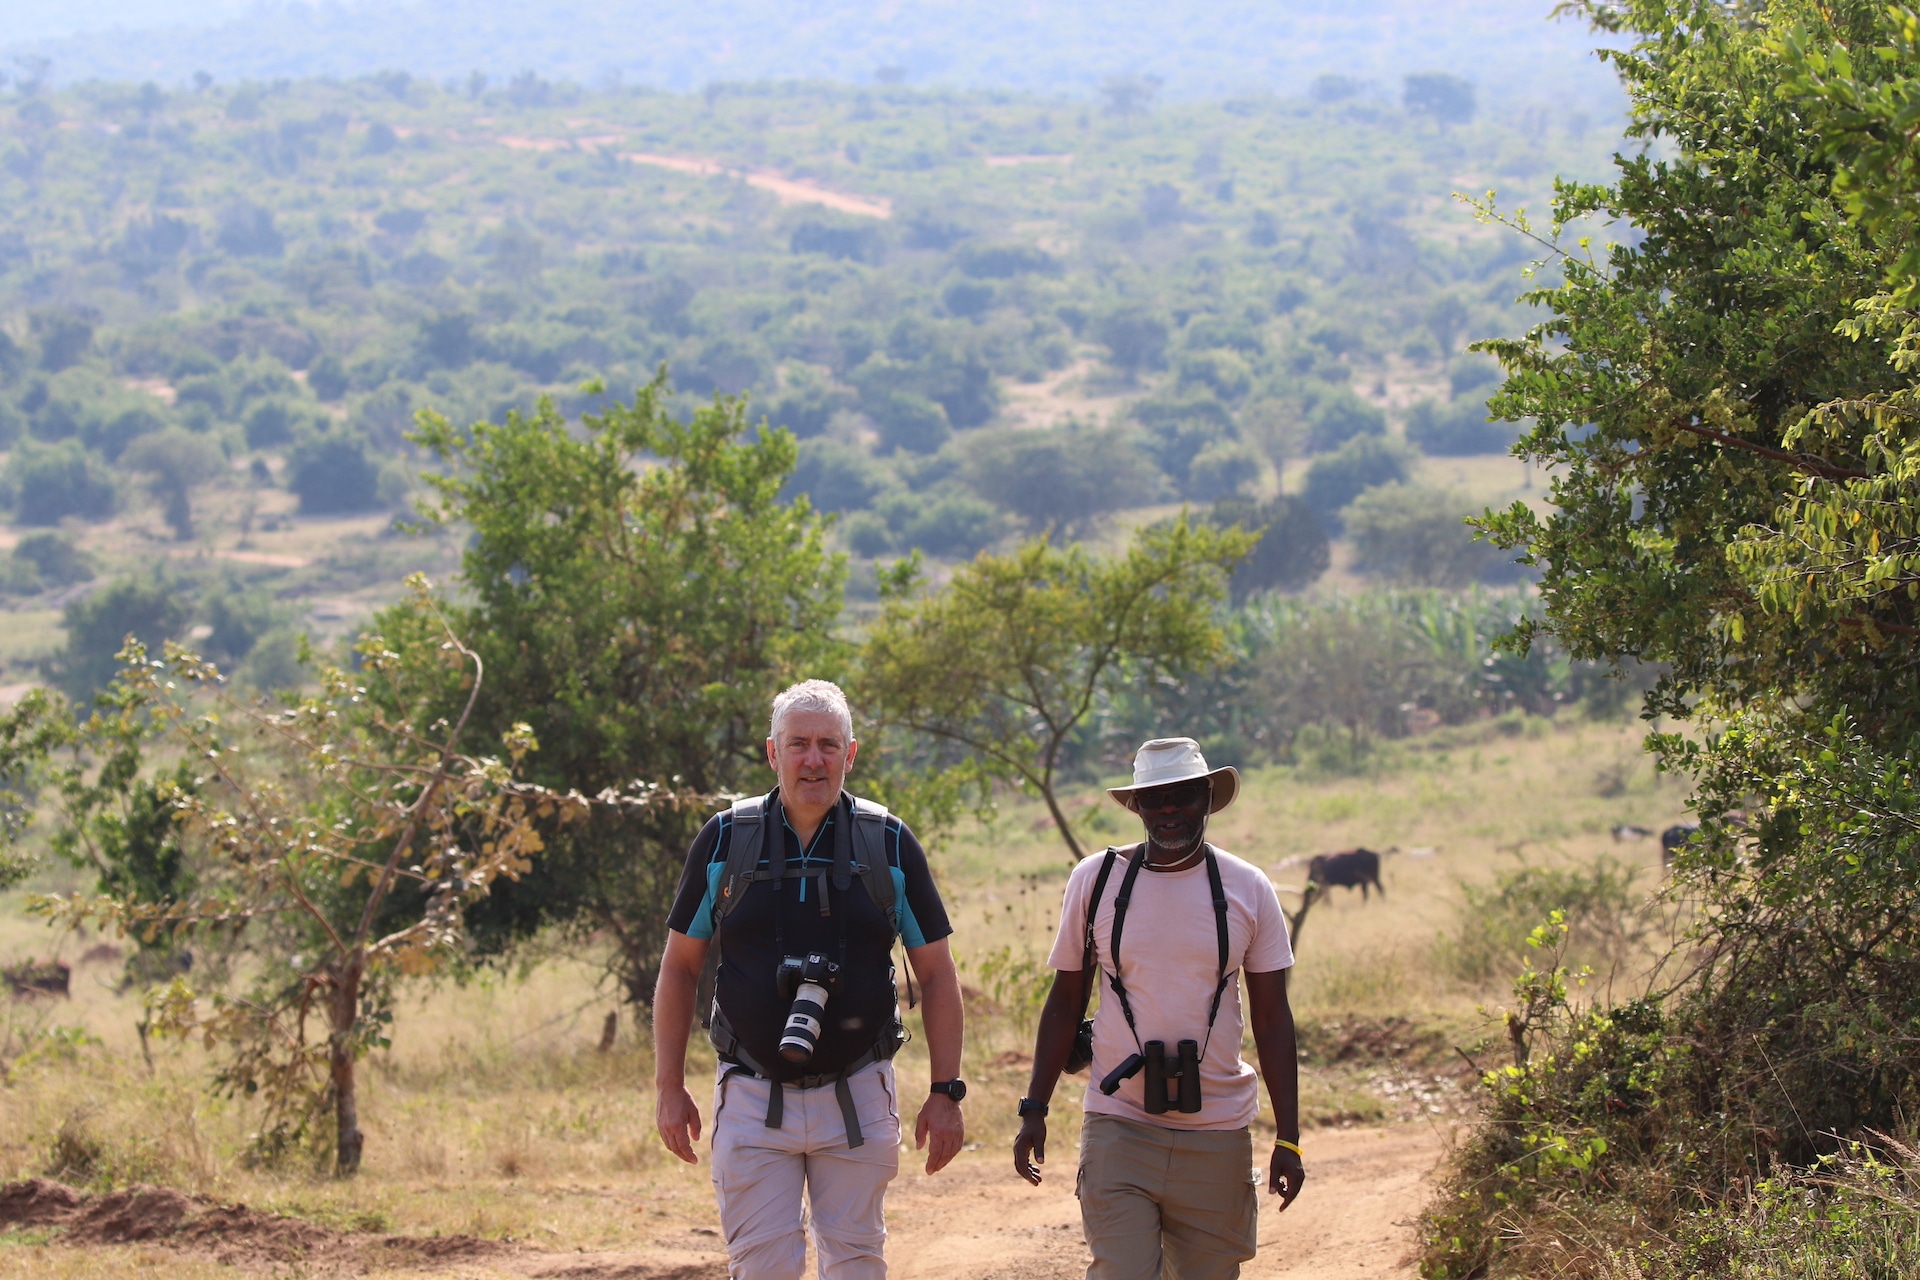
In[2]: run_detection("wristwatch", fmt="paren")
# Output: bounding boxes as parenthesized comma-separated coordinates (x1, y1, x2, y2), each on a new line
(930, 1079, 967, 1102)
(1017, 1097, 1049, 1118)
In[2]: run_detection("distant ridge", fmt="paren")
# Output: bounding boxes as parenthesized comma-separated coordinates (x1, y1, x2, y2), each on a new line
(5, 0, 1625, 112)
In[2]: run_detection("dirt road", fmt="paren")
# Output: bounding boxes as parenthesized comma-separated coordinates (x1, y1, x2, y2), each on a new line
(502, 1123, 1447, 1280)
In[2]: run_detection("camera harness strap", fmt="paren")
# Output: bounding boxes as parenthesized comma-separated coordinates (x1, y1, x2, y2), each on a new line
(707, 790, 899, 1147)
(1103, 841, 1234, 1066)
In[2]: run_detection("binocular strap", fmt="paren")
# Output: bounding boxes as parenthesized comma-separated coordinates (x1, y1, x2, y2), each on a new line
(1104, 843, 1235, 1064)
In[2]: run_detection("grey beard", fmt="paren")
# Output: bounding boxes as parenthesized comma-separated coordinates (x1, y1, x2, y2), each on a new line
(1146, 820, 1206, 858)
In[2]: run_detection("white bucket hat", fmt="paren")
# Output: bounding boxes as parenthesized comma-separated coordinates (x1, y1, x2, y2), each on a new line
(1107, 737, 1240, 814)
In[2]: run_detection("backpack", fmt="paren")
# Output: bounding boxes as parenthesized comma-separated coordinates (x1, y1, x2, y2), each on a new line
(696, 791, 898, 1030)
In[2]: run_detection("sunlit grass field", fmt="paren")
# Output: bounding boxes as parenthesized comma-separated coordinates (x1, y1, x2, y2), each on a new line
(0, 711, 1689, 1273)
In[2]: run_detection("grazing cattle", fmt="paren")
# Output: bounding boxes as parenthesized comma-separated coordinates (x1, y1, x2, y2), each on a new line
(3, 959, 69, 999)
(1307, 848, 1385, 901)
(1660, 823, 1700, 866)
(1611, 824, 1654, 842)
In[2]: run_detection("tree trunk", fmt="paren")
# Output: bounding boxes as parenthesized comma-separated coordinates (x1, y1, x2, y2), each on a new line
(328, 959, 365, 1176)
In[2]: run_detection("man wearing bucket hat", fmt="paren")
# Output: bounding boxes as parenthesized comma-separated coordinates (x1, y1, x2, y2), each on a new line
(1012, 737, 1303, 1280)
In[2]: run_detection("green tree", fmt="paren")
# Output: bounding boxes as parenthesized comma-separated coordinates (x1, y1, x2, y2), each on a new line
(46, 578, 189, 707)
(1344, 484, 1502, 587)
(3, 439, 115, 526)
(962, 421, 1164, 537)
(1424, 2, 1920, 1274)
(10, 583, 582, 1175)
(859, 519, 1253, 863)
(1208, 494, 1329, 600)
(397, 374, 845, 1003)
(121, 427, 225, 539)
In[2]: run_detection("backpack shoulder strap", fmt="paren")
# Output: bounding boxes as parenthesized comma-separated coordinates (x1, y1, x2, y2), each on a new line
(848, 795, 897, 936)
(712, 793, 771, 930)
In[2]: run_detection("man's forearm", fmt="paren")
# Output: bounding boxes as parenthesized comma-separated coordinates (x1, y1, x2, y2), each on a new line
(1024, 972, 1087, 1104)
(921, 967, 965, 1081)
(1246, 971, 1301, 1141)
(908, 939, 966, 1081)
(652, 945, 700, 1090)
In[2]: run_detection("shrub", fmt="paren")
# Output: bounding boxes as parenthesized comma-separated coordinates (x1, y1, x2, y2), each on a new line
(783, 440, 889, 512)
(1302, 435, 1410, 521)
(7, 531, 93, 592)
(3, 439, 115, 525)
(1343, 484, 1508, 586)
(46, 576, 189, 705)
(1406, 397, 1514, 456)
(1305, 389, 1386, 451)
(870, 391, 952, 455)
(1183, 438, 1262, 501)
(287, 431, 379, 514)
(1208, 495, 1329, 599)
(963, 421, 1163, 536)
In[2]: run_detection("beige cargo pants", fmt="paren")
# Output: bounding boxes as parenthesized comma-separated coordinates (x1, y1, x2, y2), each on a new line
(710, 1060, 901, 1280)
(1077, 1113, 1259, 1280)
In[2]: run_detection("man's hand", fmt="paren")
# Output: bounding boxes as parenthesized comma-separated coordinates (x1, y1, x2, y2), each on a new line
(915, 1093, 964, 1173)
(1269, 1145, 1306, 1209)
(656, 1082, 703, 1164)
(1013, 1114, 1048, 1186)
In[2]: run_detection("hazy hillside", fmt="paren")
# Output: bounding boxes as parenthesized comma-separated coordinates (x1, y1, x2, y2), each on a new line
(6, 0, 1627, 113)
(0, 69, 1610, 697)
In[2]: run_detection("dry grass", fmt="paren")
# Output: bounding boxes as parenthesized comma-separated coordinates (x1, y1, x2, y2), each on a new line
(0, 713, 1687, 1274)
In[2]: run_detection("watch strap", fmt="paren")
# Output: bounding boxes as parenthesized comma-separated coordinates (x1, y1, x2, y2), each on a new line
(1018, 1096, 1049, 1118)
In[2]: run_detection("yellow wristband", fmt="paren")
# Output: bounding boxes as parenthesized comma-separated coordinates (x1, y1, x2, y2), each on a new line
(1275, 1139, 1303, 1158)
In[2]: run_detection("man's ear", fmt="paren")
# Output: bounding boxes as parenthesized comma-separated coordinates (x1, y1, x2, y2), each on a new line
(765, 737, 779, 772)
(843, 737, 858, 774)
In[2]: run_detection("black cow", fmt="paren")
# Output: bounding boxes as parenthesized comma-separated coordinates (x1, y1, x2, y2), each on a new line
(1660, 823, 1699, 867)
(1307, 848, 1385, 901)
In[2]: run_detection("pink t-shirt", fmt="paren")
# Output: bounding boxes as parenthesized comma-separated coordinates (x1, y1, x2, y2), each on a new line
(1046, 844, 1293, 1131)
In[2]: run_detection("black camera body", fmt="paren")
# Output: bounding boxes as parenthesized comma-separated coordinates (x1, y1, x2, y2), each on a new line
(1098, 1038, 1202, 1114)
(777, 953, 842, 1065)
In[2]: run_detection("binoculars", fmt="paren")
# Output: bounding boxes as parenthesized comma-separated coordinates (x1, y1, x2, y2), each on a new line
(1098, 1038, 1202, 1114)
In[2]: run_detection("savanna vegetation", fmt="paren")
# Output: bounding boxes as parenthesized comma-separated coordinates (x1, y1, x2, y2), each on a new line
(1414, 2, 1920, 1276)
(17, 2, 1920, 1277)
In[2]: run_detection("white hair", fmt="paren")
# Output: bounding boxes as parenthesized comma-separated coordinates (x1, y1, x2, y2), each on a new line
(770, 679, 855, 742)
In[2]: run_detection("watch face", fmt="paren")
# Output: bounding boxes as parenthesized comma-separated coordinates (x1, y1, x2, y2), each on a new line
(940, 1080, 967, 1102)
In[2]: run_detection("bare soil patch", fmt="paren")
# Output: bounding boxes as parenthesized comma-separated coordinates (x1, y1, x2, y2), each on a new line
(0, 1178, 506, 1272)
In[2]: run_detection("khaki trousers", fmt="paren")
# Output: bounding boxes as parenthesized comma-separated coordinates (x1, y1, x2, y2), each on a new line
(710, 1060, 902, 1280)
(1077, 1113, 1259, 1280)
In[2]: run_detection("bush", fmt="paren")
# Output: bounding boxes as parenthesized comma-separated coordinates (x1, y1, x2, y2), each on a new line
(1132, 394, 1236, 481)
(1305, 389, 1386, 452)
(1406, 397, 1514, 456)
(1436, 858, 1654, 987)
(287, 431, 379, 514)
(306, 353, 349, 401)
(863, 488, 1010, 558)
(1092, 309, 1169, 379)
(869, 391, 952, 455)
(963, 422, 1163, 536)
(1343, 484, 1508, 587)
(1183, 438, 1262, 501)
(8, 531, 93, 591)
(1208, 495, 1329, 599)
(783, 440, 889, 512)
(46, 576, 190, 705)
(3, 440, 116, 525)
(1302, 436, 1410, 521)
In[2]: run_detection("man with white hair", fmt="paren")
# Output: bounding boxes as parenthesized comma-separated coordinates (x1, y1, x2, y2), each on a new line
(653, 679, 966, 1280)
(1013, 737, 1304, 1280)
